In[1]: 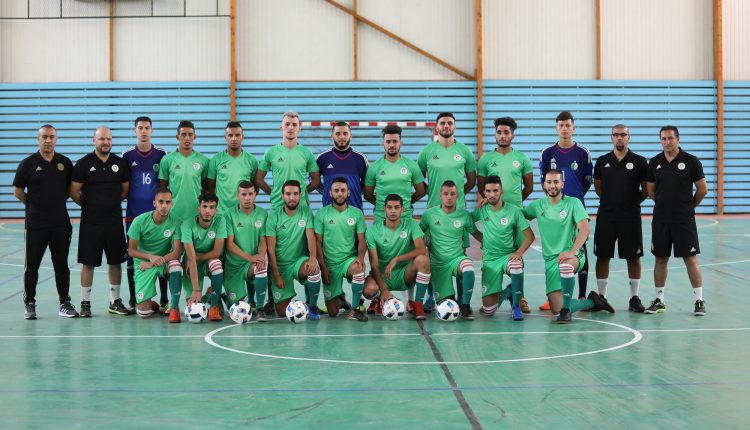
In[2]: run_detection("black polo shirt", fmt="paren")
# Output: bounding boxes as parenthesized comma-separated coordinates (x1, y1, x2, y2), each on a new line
(13, 152, 73, 229)
(594, 149, 647, 221)
(72, 152, 130, 224)
(646, 148, 704, 223)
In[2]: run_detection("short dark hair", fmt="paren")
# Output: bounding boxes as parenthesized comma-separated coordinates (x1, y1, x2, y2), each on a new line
(331, 121, 351, 132)
(39, 124, 56, 131)
(484, 175, 502, 187)
(435, 112, 455, 122)
(237, 180, 256, 191)
(226, 121, 242, 129)
(381, 124, 402, 138)
(494, 117, 517, 131)
(331, 176, 348, 186)
(282, 179, 301, 193)
(556, 111, 574, 123)
(544, 169, 564, 180)
(177, 120, 195, 133)
(135, 116, 152, 127)
(153, 186, 172, 197)
(384, 193, 403, 205)
(659, 125, 680, 139)
(198, 192, 219, 204)
(441, 180, 458, 189)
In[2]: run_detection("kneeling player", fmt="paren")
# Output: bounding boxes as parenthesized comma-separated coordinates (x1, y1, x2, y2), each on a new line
(182, 192, 227, 321)
(363, 194, 431, 319)
(471, 176, 534, 320)
(127, 187, 184, 322)
(224, 181, 269, 321)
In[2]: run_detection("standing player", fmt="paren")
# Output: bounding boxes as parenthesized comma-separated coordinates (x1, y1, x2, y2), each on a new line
(471, 175, 534, 321)
(363, 194, 431, 319)
(593, 124, 648, 312)
(477, 116, 534, 313)
(316, 121, 369, 210)
(364, 124, 426, 221)
(70, 126, 131, 317)
(314, 177, 368, 321)
(122, 116, 168, 312)
(158, 120, 209, 222)
(417, 112, 477, 209)
(126, 187, 184, 322)
(523, 170, 613, 323)
(224, 181, 270, 322)
(265, 180, 323, 319)
(645, 126, 708, 315)
(207, 121, 258, 214)
(13, 124, 78, 319)
(255, 111, 321, 210)
(539, 111, 594, 308)
(180, 192, 227, 321)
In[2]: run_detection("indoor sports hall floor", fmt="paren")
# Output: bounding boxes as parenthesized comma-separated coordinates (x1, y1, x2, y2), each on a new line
(0, 216, 748, 429)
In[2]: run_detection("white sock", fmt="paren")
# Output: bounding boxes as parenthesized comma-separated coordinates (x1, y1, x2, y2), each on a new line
(629, 279, 640, 297)
(81, 287, 92, 302)
(109, 284, 121, 302)
(596, 278, 608, 297)
(693, 287, 703, 301)
(655, 287, 665, 301)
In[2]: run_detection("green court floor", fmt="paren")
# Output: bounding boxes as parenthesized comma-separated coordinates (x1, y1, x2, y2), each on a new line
(0, 217, 748, 429)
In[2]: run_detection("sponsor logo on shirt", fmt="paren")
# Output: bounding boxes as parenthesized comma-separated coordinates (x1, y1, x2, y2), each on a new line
(604, 163, 611, 168)
(35, 166, 43, 171)
(327, 164, 333, 168)
(435, 220, 441, 226)
(328, 219, 335, 225)
(221, 165, 228, 169)
(89, 166, 97, 172)
(237, 222, 244, 228)
(175, 165, 181, 170)
(656, 165, 662, 170)
(490, 162, 498, 167)
(131, 161, 138, 167)
(432, 155, 439, 160)
(276, 157, 285, 163)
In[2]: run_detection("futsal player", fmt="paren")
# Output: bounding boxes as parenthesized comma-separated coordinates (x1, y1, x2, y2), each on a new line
(207, 121, 258, 215)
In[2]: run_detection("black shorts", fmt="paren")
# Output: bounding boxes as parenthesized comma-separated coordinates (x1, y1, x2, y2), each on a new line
(78, 221, 127, 266)
(650, 220, 700, 258)
(593, 216, 644, 259)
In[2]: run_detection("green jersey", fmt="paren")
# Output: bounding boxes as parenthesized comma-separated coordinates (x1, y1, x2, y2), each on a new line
(419, 206, 476, 265)
(224, 205, 267, 266)
(365, 219, 424, 273)
(258, 144, 319, 210)
(523, 195, 589, 261)
(417, 141, 477, 208)
(478, 149, 533, 208)
(364, 156, 424, 219)
(266, 205, 314, 266)
(472, 203, 529, 259)
(179, 215, 227, 255)
(207, 150, 258, 214)
(314, 204, 366, 264)
(158, 150, 209, 221)
(127, 210, 182, 256)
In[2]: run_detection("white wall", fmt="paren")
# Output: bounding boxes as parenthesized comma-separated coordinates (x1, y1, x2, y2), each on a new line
(724, 0, 750, 80)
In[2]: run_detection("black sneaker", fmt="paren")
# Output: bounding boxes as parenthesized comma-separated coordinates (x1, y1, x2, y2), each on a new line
(556, 307, 572, 324)
(645, 298, 666, 314)
(262, 300, 275, 316)
(24, 302, 37, 320)
(459, 304, 475, 320)
(694, 299, 706, 316)
(80, 301, 92, 317)
(58, 301, 79, 318)
(628, 296, 645, 313)
(108, 298, 130, 315)
(254, 308, 268, 323)
(348, 308, 369, 322)
(588, 291, 615, 313)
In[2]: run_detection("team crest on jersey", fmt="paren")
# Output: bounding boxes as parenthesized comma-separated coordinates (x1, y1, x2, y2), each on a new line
(153, 164, 159, 172)
(678, 162, 686, 170)
(208, 231, 216, 239)
(298, 220, 306, 228)
(324, 290, 332, 298)
(347, 217, 355, 226)
(626, 162, 634, 170)
(254, 220, 263, 228)
(57, 163, 65, 171)
(453, 154, 462, 162)
(163, 229, 172, 238)
(229, 292, 237, 301)
(137, 292, 144, 300)
(399, 167, 408, 175)
(500, 217, 509, 225)
(112, 164, 119, 173)
(273, 292, 281, 300)
(570, 161, 578, 170)
(512, 160, 520, 168)
(400, 231, 408, 239)
(482, 286, 487, 294)
(192, 163, 201, 170)
(550, 162, 557, 170)
(559, 210, 568, 219)
(453, 220, 462, 228)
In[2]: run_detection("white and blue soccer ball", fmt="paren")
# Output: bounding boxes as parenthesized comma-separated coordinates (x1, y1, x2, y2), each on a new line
(382, 298, 405, 320)
(229, 301, 253, 324)
(285, 300, 308, 324)
(436, 299, 460, 322)
(184, 302, 208, 323)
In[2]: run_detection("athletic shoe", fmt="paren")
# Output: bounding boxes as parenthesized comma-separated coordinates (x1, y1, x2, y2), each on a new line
(308, 305, 321, 321)
(159, 304, 169, 315)
(412, 301, 426, 320)
(645, 298, 666, 314)
(168, 308, 181, 323)
(108, 298, 131, 315)
(262, 300, 275, 317)
(128, 299, 137, 313)
(588, 291, 615, 313)
(254, 309, 268, 323)
(58, 301, 79, 318)
(628, 296, 645, 313)
(519, 297, 531, 314)
(24, 302, 37, 320)
(423, 295, 436, 313)
(348, 308, 368, 322)
(694, 299, 706, 316)
(366, 300, 382, 316)
(511, 304, 524, 321)
(556, 307, 572, 324)
(80, 301, 92, 318)
(538, 300, 551, 311)
(459, 304, 475, 320)
(208, 305, 222, 321)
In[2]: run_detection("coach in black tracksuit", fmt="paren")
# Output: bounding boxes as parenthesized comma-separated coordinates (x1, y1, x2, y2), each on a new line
(13, 124, 79, 319)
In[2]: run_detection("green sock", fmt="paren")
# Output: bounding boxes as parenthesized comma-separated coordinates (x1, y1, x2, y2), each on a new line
(245, 279, 255, 303)
(426, 282, 434, 303)
(461, 270, 475, 305)
(168, 271, 182, 309)
(561, 275, 575, 309)
(571, 298, 594, 313)
(350, 277, 364, 307)
(499, 285, 512, 303)
(209, 273, 223, 307)
(306, 277, 321, 308)
(254, 276, 268, 309)
(510, 273, 523, 306)
(415, 272, 430, 304)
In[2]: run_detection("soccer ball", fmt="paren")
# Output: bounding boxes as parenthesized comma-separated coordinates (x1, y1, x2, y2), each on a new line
(436, 299, 460, 322)
(285, 300, 308, 324)
(229, 301, 253, 324)
(184, 302, 208, 323)
(382, 298, 405, 320)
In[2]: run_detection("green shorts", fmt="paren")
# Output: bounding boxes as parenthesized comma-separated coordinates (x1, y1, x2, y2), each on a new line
(481, 254, 512, 297)
(270, 257, 308, 302)
(373, 264, 409, 292)
(223, 259, 252, 303)
(323, 256, 357, 302)
(133, 258, 167, 304)
(181, 260, 210, 297)
(431, 256, 470, 301)
(544, 250, 586, 294)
